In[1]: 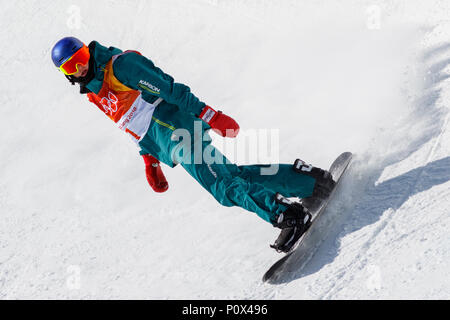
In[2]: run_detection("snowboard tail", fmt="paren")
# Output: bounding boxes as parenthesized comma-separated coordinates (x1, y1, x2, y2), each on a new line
(262, 152, 353, 283)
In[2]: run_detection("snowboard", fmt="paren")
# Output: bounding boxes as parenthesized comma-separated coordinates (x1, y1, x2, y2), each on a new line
(262, 152, 353, 284)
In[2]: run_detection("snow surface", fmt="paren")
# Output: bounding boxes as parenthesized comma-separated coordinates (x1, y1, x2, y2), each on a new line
(0, 0, 449, 299)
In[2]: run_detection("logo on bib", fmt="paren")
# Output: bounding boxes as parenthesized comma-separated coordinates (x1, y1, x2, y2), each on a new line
(100, 91, 119, 115)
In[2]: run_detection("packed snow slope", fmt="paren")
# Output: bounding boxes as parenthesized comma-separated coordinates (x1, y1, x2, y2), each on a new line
(0, 0, 449, 299)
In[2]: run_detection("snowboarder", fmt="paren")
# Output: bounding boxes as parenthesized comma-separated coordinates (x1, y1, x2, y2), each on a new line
(51, 37, 335, 253)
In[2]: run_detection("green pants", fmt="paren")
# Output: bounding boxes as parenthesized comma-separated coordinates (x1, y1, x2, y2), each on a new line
(138, 103, 316, 224)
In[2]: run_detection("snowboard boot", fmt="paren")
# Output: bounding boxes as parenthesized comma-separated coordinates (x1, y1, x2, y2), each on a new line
(270, 193, 313, 253)
(293, 158, 336, 212)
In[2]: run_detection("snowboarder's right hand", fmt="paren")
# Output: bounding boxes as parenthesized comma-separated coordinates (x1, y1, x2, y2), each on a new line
(142, 154, 169, 193)
(198, 105, 239, 138)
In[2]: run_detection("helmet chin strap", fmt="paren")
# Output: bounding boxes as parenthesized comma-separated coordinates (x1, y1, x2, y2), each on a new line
(65, 71, 93, 85)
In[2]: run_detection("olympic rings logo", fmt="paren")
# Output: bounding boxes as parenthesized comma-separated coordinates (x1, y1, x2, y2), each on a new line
(100, 92, 118, 115)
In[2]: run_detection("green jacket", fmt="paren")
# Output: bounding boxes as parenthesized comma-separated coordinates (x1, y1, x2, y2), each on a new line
(84, 41, 208, 167)
(85, 41, 205, 116)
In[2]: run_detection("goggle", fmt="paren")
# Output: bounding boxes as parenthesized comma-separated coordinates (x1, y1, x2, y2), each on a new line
(59, 45, 90, 75)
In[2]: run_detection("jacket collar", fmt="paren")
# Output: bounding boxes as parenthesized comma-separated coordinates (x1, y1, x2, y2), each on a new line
(73, 41, 123, 94)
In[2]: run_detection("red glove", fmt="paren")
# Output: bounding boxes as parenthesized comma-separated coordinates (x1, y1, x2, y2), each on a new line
(142, 154, 168, 193)
(199, 105, 239, 138)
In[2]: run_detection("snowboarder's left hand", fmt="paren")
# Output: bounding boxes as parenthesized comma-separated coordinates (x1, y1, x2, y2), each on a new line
(198, 105, 239, 138)
(142, 154, 169, 193)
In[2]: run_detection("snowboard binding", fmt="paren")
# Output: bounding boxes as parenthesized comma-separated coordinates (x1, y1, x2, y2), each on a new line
(270, 193, 312, 253)
(263, 152, 353, 283)
(293, 158, 336, 211)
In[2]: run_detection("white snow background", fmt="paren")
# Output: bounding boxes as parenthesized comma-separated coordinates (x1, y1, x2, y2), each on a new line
(0, 0, 449, 299)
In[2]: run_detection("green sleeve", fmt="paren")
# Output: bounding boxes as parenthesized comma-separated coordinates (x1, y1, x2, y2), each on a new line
(113, 52, 206, 116)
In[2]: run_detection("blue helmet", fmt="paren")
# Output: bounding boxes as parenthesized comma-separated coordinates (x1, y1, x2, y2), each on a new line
(51, 36, 84, 68)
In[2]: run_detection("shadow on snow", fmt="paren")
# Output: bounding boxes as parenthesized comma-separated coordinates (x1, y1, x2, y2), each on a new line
(273, 42, 450, 284)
